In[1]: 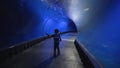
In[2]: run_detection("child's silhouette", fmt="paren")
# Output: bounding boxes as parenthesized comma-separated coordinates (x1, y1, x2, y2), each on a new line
(53, 29, 62, 57)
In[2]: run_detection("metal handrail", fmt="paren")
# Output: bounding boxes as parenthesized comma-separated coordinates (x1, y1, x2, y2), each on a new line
(0, 31, 77, 63)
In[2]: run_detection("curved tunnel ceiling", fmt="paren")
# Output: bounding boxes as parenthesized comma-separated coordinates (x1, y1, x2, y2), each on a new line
(38, 0, 118, 32)
(24, 0, 78, 34)
(0, 0, 78, 48)
(45, 0, 117, 30)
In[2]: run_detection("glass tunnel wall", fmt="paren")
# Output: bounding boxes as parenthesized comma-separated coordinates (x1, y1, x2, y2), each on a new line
(63, 0, 120, 68)
(0, 0, 77, 49)
(77, 4, 120, 68)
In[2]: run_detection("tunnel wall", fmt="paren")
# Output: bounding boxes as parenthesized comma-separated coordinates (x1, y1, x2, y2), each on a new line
(61, 0, 120, 67)
(76, 1, 120, 68)
(0, 0, 44, 49)
(0, 0, 77, 49)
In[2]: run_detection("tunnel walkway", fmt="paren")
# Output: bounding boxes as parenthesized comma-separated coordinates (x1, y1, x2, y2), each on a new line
(1, 33, 84, 68)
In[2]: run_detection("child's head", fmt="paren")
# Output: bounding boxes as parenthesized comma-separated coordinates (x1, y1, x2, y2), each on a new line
(54, 29, 59, 33)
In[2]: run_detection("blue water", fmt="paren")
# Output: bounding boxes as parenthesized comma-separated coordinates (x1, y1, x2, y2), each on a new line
(77, 2, 120, 68)
(0, 0, 76, 49)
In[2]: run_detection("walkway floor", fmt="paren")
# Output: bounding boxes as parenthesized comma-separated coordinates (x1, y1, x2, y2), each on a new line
(1, 33, 84, 68)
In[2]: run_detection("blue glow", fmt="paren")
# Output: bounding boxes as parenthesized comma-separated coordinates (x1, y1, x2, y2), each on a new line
(78, 2, 120, 68)
(0, 0, 77, 49)
(22, 0, 75, 34)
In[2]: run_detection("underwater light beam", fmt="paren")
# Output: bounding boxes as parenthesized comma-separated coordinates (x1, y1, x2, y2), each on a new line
(68, 0, 82, 26)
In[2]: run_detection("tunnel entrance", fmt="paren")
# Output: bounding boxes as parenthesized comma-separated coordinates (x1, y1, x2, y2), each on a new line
(42, 18, 77, 35)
